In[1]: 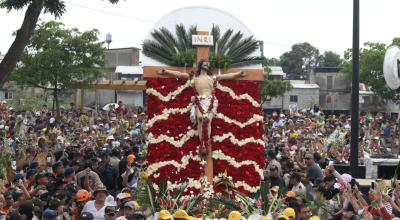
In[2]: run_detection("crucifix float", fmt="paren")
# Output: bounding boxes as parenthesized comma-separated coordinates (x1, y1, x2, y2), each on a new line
(144, 30, 263, 184)
(143, 6, 265, 194)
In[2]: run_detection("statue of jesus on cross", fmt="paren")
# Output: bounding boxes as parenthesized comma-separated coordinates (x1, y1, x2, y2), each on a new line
(157, 60, 246, 184)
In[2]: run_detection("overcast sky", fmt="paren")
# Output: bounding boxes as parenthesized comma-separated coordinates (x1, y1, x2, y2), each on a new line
(1, 0, 400, 59)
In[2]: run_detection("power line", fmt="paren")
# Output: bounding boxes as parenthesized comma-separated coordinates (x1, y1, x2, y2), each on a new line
(65, 1, 156, 23)
(65, 1, 344, 55)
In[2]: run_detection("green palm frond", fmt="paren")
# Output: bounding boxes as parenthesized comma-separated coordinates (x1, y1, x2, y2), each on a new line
(143, 24, 263, 68)
(175, 24, 189, 51)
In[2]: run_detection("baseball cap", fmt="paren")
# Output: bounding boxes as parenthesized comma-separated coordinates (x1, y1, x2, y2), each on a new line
(174, 210, 190, 220)
(76, 189, 91, 202)
(63, 167, 75, 177)
(282, 207, 295, 219)
(286, 191, 296, 198)
(159, 210, 172, 220)
(228, 211, 241, 220)
(127, 154, 136, 164)
(52, 161, 63, 170)
(116, 192, 131, 200)
(277, 215, 289, 220)
(105, 206, 117, 215)
(124, 201, 139, 209)
(79, 212, 94, 220)
(42, 209, 57, 218)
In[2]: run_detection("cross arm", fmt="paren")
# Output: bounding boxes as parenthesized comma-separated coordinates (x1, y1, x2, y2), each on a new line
(158, 68, 190, 78)
(216, 71, 246, 80)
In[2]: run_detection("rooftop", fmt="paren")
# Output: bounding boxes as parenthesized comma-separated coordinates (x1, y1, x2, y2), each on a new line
(314, 67, 340, 73)
(290, 80, 320, 89)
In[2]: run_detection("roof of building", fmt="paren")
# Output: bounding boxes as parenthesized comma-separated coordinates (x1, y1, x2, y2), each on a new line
(269, 66, 285, 76)
(359, 83, 374, 95)
(115, 66, 143, 75)
(314, 67, 340, 73)
(107, 47, 140, 51)
(0, 54, 4, 63)
(290, 80, 320, 89)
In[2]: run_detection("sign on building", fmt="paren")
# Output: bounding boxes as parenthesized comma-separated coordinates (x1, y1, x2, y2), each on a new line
(192, 35, 214, 46)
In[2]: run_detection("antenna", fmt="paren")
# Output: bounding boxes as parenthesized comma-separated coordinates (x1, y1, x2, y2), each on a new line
(383, 46, 400, 90)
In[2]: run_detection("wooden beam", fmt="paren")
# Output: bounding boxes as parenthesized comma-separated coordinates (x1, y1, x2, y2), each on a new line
(73, 80, 147, 90)
(143, 66, 264, 81)
(196, 31, 210, 63)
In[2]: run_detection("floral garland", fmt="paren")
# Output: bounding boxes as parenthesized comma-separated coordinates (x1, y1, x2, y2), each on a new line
(213, 132, 264, 147)
(216, 83, 260, 108)
(146, 80, 191, 102)
(146, 78, 265, 195)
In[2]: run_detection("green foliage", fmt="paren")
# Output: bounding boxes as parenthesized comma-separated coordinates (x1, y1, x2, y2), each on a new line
(340, 40, 400, 102)
(260, 68, 292, 104)
(142, 24, 264, 68)
(209, 25, 264, 68)
(12, 20, 105, 88)
(279, 42, 320, 79)
(0, 0, 118, 17)
(318, 51, 342, 67)
(11, 20, 106, 115)
(143, 24, 197, 67)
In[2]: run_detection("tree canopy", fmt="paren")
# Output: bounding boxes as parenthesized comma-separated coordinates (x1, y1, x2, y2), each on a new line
(318, 51, 342, 67)
(279, 42, 320, 79)
(340, 39, 400, 103)
(0, 0, 119, 86)
(11, 21, 106, 117)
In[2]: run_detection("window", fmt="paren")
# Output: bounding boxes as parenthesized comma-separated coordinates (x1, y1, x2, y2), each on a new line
(327, 76, 333, 89)
(5, 92, 13, 100)
(289, 95, 298, 103)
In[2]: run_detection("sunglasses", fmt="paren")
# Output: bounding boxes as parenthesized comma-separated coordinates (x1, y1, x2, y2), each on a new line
(304, 157, 312, 160)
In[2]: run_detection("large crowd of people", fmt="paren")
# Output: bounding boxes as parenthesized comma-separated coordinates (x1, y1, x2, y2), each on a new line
(0, 100, 399, 220)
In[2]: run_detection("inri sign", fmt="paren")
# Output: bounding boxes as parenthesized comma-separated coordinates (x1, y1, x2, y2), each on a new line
(192, 35, 214, 46)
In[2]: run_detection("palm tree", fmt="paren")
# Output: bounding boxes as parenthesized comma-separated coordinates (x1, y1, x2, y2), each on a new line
(143, 24, 197, 67)
(209, 25, 264, 68)
(142, 24, 265, 68)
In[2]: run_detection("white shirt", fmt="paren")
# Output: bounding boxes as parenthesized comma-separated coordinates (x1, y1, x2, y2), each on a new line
(82, 200, 113, 220)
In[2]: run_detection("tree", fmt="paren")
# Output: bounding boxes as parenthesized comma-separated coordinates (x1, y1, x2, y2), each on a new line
(259, 65, 292, 104)
(11, 21, 106, 117)
(279, 42, 320, 79)
(340, 40, 400, 102)
(318, 51, 342, 67)
(142, 24, 265, 68)
(0, 0, 119, 86)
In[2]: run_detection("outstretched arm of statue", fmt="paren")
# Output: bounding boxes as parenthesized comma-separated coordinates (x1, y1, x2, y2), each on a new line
(216, 71, 246, 80)
(157, 68, 189, 78)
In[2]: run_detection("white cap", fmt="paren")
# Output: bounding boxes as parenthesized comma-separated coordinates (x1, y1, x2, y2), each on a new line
(49, 117, 55, 124)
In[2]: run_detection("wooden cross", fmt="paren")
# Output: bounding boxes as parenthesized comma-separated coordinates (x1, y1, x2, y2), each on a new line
(144, 30, 264, 184)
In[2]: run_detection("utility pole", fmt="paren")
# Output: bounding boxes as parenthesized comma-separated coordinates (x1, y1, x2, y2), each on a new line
(350, 0, 360, 177)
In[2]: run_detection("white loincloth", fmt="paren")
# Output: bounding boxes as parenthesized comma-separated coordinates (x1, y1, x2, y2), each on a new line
(190, 96, 218, 123)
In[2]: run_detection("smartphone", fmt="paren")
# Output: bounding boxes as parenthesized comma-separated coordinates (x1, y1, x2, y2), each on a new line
(371, 182, 375, 189)
(328, 161, 334, 166)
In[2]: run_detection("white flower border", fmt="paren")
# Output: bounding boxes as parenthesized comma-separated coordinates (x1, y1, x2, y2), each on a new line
(148, 129, 198, 148)
(216, 83, 260, 108)
(146, 81, 190, 102)
(212, 150, 264, 179)
(147, 151, 201, 176)
(214, 112, 263, 128)
(147, 104, 192, 127)
(213, 132, 264, 147)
